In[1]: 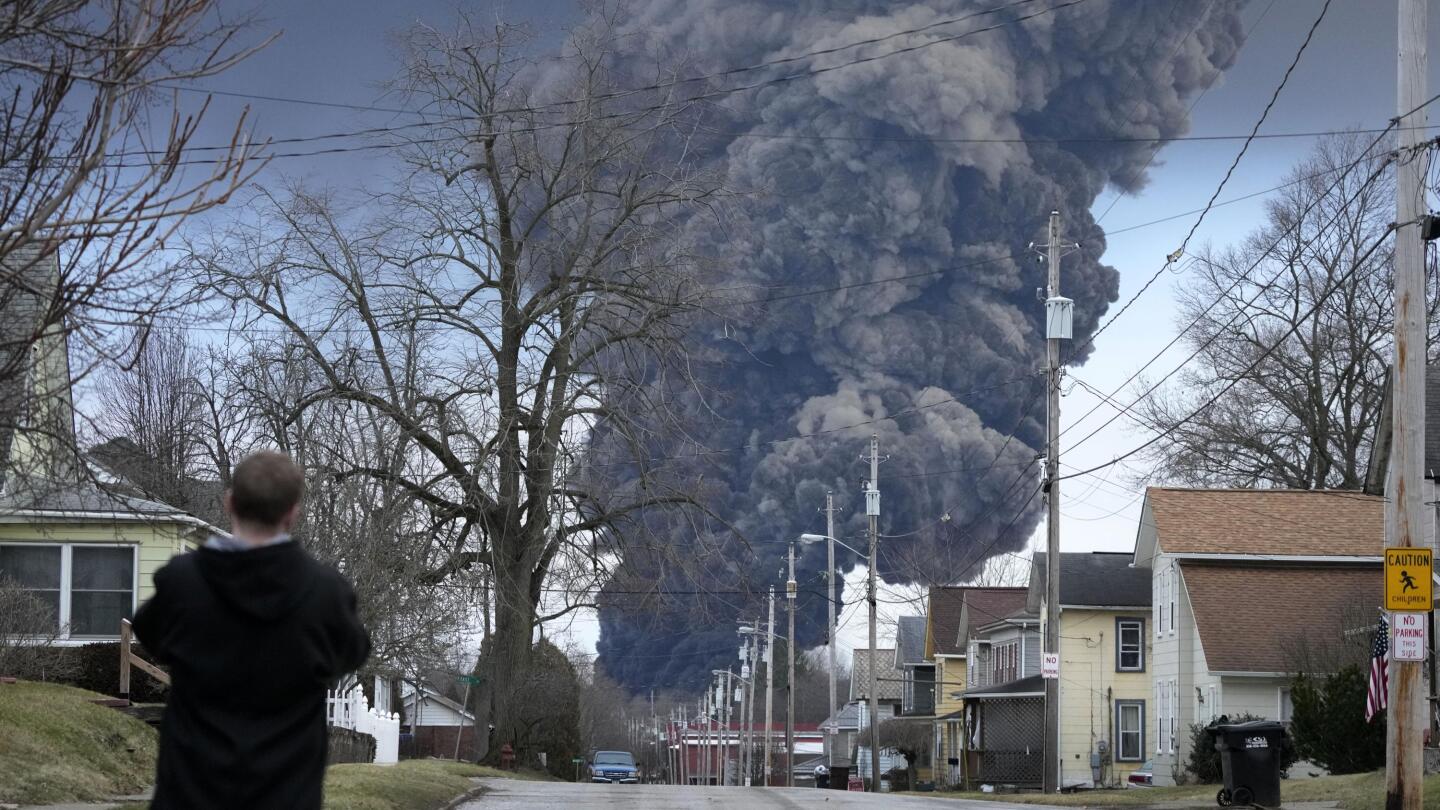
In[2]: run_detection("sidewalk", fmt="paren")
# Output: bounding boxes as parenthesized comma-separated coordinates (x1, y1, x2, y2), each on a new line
(12, 788, 151, 810)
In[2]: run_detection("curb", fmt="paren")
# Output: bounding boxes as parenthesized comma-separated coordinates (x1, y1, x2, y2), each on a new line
(440, 783, 488, 810)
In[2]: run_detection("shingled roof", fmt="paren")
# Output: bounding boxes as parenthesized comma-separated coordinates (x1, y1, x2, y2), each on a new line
(895, 616, 928, 667)
(961, 588, 1029, 640)
(1144, 487, 1382, 557)
(1030, 552, 1151, 610)
(927, 586, 968, 656)
(1183, 562, 1381, 673)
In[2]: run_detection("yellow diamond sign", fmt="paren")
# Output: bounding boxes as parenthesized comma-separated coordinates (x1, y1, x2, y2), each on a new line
(1385, 546, 1433, 612)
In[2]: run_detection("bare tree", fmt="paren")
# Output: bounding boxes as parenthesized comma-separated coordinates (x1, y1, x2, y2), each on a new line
(192, 11, 729, 760)
(1137, 133, 1439, 489)
(0, 0, 266, 484)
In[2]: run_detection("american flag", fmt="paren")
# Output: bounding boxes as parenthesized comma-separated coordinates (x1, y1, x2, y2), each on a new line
(1366, 614, 1389, 723)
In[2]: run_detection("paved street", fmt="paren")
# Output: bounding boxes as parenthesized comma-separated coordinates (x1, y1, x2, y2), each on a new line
(463, 779, 1063, 809)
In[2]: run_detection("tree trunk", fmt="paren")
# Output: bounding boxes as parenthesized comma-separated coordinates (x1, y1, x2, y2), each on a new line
(477, 557, 539, 764)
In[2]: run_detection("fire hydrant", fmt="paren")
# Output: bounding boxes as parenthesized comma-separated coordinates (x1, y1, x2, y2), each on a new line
(499, 743, 515, 771)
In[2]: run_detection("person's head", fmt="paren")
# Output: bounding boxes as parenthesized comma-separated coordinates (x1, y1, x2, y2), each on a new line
(224, 451, 305, 536)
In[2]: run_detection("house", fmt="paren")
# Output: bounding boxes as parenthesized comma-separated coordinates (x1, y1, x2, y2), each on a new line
(1133, 487, 1383, 786)
(400, 682, 477, 760)
(925, 585, 1029, 788)
(0, 248, 214, 643)
(895, 615, 935, 717)
(848, 647, 904, 786)
(959, 597, 1043, 788)
(1030, 551, 1152, 789)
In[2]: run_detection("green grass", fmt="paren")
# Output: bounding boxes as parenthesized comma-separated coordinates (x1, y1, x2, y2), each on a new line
(323, 760, 549, 810)
(922, 771, 1440, 810)
(0, 680, 158, 806)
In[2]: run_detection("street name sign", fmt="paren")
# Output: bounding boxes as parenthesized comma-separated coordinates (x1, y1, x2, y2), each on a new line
(1392, 612, 1427, 662)
(1041, 653, 1059, 679)
(1385, 546, 1432, 612)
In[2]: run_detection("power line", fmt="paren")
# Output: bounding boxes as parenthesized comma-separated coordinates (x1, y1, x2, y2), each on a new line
(1078, 0, 1335, 355)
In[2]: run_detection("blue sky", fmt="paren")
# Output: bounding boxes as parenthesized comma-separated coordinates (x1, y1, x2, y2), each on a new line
(155, 0, 1440, 655)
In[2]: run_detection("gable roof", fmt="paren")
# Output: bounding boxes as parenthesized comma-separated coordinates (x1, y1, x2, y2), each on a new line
(961, 588, 1030, 642)
(1144, 487, 1382, 557)
(926, 586, 968, 656)
(895, 616, 928, 667)
(1183, 562, 1381, 673)
(1030, 552, 1152, 610)
(849, 648, 902, 702)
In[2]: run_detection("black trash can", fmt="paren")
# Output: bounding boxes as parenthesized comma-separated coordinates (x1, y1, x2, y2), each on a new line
(1212, 720, 1286, 808)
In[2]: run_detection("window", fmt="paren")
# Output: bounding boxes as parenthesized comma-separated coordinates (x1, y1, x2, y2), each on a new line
(1156, 682, 1166, 754)
(1154, 568, 1162, 638)
(1168, 565, 1177, 634)
(1116, 701, 1145, 762)
(1169, 680, 1178, 752)
(1209, 685, 1217, 722)
(1158, 569, 1169, 635)
(1116, 618, 1145, 672)
(0, 544, 135, 638)
(1280, 688, 1294, 725)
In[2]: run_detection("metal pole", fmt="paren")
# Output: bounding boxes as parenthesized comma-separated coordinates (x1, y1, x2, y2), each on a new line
(787, 539, 797, 787)
(747, 633, 758, 785)
(765, 586, 776, 786)
(740, 633, 752, 785)
(1389, 2, 1428, 807)
(826, 492, 838, 741)
(867, 434, 881, 793)
(1042, 209, 1065, 794)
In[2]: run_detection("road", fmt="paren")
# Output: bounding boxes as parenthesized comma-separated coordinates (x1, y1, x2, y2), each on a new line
(463, 779, 1064, 809)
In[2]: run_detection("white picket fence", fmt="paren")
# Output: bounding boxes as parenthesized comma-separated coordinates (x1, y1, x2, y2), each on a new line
(327, 684, 400, 764)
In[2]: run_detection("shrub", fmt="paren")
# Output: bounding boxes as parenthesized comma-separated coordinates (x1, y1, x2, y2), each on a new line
(5, 642, 168, 703)
(1289, 667, 1386, 774)
(1185, 713, 1298, 784)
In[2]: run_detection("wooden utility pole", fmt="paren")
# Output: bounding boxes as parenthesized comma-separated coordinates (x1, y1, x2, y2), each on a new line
(825, 491, 839, 738)
(1388, 1, 1427, 807)
(1040, 210, 1073, 794)
(866, 434, 882, 792)
(786, 540, 797, 787)
(765, 586, 776, 785)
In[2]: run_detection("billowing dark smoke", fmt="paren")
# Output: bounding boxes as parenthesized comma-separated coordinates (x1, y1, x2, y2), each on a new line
(595, 0, 1247, 693)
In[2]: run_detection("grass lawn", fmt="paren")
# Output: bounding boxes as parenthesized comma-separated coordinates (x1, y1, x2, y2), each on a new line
(923, 771, 1440, 810)
(0, 680, 158, 806)
(323, 760, 551, 810)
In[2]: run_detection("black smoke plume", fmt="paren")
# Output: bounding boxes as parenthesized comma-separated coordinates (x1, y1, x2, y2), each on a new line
(594, 0, 1247, 694)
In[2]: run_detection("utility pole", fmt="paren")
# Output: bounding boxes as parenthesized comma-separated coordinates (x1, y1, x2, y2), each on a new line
(824, 491, 838, 736)
(1038, 209, 1074, 794)
(765, 586, 776, 786)
(786, 538, 797, 788)
(866, 434, 881, 792)
(1389, 1, 1428, 807)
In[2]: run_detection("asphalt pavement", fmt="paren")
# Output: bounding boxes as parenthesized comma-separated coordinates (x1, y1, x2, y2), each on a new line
(463, 779, 1066, 809)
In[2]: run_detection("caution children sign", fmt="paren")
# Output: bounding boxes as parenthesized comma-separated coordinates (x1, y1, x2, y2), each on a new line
(1385, 547, 1433, 612)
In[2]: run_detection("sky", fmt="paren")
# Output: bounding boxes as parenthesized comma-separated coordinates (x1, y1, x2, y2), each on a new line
(140, 0, 1440, 670)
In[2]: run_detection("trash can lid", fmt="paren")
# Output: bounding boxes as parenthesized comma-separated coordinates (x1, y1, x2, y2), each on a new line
(1214, 720, 1286, 733)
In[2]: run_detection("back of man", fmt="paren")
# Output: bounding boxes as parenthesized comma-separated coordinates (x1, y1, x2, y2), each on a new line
(133, 451, 370, 810)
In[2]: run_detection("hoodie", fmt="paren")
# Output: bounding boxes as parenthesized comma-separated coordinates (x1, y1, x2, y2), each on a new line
(132, 541, 370, 810)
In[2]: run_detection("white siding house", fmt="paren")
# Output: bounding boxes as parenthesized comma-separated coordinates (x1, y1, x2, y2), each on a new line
(1132, 488, 1383, 786)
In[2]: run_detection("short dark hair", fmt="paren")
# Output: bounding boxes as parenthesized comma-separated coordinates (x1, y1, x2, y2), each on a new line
(229, 451, 305, 526)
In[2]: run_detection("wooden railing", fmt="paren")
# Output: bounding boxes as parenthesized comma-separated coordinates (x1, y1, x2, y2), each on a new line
(119, 618, 170, 698)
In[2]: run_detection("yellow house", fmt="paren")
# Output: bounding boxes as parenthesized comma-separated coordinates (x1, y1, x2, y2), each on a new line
(1030, 552, 1153, 789)
(0, 245, 211, 642)
(926, 585, 1031, 788)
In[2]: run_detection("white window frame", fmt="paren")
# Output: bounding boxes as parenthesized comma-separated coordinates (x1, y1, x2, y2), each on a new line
(1156, 681, 1166, 754)
(1168, 565, 1178, 634)
(0, 542, 139, 641)
(1116, 618, 1145, 672)
(1209, 684, 1218, 721)
(1169, 680, 1178, 753)
(1116, 700, 1145, 762)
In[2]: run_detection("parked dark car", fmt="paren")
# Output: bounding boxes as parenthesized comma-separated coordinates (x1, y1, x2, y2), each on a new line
(1127, 760, 1154, 788)
(591, 750, 640, 784)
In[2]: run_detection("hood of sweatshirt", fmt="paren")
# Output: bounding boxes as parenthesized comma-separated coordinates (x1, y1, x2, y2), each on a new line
(195, 541, 315, 622)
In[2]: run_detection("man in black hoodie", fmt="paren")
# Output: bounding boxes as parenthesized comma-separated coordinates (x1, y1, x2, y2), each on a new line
(133, 451, 370, 810)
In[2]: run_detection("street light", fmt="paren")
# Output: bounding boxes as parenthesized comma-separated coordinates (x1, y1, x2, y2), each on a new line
(799, 523, 878, 792)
